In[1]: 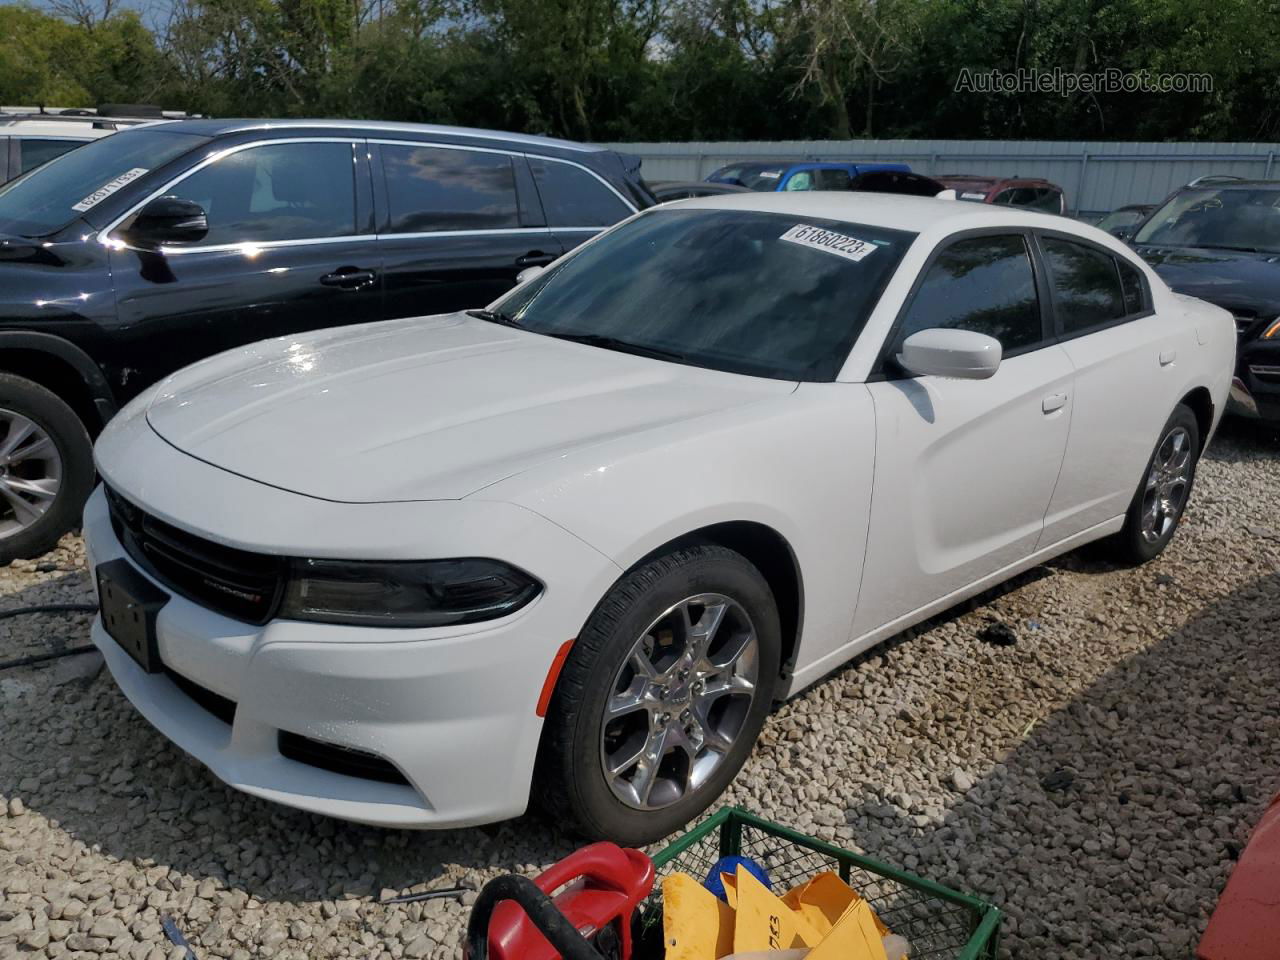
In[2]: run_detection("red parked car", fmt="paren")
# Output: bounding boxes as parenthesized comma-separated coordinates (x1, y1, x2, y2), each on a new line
(936, 175, 1067, 215)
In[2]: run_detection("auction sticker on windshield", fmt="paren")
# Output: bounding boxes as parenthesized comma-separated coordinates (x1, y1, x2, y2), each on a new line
(779, 223, 878, 263)
(72, 168, 149, 213)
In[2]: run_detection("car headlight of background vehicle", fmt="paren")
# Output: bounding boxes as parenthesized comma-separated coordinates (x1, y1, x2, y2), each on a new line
(1261, 317, 1280, 339)
(280, 558, 542, 627)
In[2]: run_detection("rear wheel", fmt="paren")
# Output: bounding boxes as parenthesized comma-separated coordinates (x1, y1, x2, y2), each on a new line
(1110, 403, 1200, 564)
(536, 544, 779, 844)
(0, 374, 94, 562)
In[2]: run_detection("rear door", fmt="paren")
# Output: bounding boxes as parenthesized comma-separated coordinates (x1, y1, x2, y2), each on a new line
(373, 140, 564, 318)
(105, 137, 382, 394)
(525, 154, 637, 253)
(856, 231, 1074, 635)
(1035, 232, 1188, 544)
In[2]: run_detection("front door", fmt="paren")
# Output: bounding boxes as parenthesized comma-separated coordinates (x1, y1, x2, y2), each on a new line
(105, 138, 381, 399)
(855, 232, 1073, 636)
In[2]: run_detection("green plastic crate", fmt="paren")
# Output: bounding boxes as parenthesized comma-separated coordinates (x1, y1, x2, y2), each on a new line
(645, 807, 1001, 960)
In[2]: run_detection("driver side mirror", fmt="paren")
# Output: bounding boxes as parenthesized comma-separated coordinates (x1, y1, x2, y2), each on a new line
(120, 196, 208, 248)
(897, 328, 1002, 380)
(515, 265, 545, 285)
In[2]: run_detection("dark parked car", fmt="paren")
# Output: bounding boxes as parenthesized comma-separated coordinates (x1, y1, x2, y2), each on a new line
(1093, 203, 1155, 237)
(936, 174, 1067, 215)
(1131, 178, 1280, 422)
(0, 119, 652, 558)
(848, 170, 945, 197)
(649, 180, 751, 202)
(706, 160, 910, 192)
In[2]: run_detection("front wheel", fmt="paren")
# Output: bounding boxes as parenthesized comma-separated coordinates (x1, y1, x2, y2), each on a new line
(1110, 403, 1200, 564)
(0, 374, 95, 562)
(536, 544, 780, 845)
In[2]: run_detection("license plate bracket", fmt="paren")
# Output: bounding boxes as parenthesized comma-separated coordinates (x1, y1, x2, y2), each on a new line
(97, 559, 168, 674)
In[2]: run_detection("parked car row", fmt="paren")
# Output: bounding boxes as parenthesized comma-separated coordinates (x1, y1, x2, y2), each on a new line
(0, 119, 1244, 843)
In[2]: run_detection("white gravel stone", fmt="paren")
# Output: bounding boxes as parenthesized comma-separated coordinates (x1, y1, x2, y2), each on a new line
(0, 422, 1277, 960)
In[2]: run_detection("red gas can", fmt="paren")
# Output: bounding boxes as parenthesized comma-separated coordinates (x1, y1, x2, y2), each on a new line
(484, 842, 655, 960)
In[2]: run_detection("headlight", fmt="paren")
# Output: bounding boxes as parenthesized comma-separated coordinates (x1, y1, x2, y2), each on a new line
(279, 558, 541, 628)
(1262, 317, 1280, 339)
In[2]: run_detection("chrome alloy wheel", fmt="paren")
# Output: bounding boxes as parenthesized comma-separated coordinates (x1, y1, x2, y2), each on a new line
(1140, 425, 1192, 544)
(0, 409, 62, 540)
(600, 594, 759, 810)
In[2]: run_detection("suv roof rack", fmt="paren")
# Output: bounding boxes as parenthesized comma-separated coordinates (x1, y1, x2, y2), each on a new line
(0, 105, 200, 123)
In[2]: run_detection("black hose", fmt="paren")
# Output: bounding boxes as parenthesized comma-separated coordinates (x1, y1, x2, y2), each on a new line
(465, 875, 606, 960)
(0, 603, 99, 672)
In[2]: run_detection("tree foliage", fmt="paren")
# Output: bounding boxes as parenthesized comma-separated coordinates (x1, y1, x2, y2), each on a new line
(5, 0, 1280, 141)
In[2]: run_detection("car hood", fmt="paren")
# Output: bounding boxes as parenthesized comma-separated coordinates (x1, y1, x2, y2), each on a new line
(1136, 244, 1280, 319)
(145, 313, 795, 503)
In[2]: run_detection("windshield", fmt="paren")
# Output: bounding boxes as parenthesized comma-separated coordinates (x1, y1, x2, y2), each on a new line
(711, 164, 790, 190)
(0, 127, 205, 237)
(1134, 187, 1280, 252)
(494, 209, 914, 381)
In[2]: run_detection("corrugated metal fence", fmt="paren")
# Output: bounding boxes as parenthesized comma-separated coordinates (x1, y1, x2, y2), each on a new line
(601, 139, 1280, 216)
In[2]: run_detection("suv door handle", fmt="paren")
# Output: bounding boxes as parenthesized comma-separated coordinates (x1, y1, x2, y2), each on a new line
(515, 251, 557, 268)
(320, 268, 377, 290)
(1042, 392, 1068, 413)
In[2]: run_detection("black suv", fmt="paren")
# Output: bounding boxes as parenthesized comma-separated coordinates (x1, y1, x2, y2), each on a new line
(1130, 178, 1280, 423)
(0, 119, 651, 559)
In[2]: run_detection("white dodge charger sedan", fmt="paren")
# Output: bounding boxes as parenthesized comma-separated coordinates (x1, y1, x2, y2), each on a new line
(85, 193, 1234, 843)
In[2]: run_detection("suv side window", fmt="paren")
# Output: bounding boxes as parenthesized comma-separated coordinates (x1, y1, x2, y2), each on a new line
(812, 168, 852, 190)
(1041, 236, 1127, 333)
(528, 157, 631, 227)
(382, 144, 519, 232)
(897, 234, 1042, 354)
(167, 141, 356, 245)
(19, 139, 84, 174)
(1029, 188, 1064, 214)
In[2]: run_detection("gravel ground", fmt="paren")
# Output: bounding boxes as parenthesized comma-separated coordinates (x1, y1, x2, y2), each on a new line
(1, 418, 1278, 960)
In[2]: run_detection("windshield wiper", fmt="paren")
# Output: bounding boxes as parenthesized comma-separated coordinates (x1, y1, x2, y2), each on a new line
(547, 332, 689, 363)
(1193, 243, 1272, 254)
(466, 308, 522, 328)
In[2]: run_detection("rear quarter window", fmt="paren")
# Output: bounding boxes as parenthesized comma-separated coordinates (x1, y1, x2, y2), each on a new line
(529, 158, 632, 228)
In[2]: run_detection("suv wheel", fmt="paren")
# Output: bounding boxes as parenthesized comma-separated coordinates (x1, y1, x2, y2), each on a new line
(537, 544, 779, 845)
(0, 374, 94, 561)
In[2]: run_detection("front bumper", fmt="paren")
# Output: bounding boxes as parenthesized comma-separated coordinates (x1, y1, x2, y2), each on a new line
(1231, 340, 1280, 422)
(83, 485, 618, 829)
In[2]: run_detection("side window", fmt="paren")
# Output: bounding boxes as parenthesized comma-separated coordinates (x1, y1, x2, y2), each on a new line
(19, 138, 83, 174)
(783, 170, 814, 191)
(166, 141, 355, 245)
(1026, 188, 1063, 214)
(898, 234, 1042, 354)
(1042, 236, 1126, 333)
(1117, 258, 1147, 315)
(528, 158, 631, 227)
(993, 189, 1018, 205)
(382, 144, 519, 233)
(812, 169, 852, 190)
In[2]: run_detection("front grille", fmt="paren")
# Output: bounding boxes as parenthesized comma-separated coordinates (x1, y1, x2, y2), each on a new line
(166, 667, 237, 725)
(105, 486, 286, 625)
(1234, 314, 1258, 337)
(278, 731, 410, 785)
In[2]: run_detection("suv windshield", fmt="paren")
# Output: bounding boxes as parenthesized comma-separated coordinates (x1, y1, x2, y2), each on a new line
(0, 127, 205, 237)
(494, 208, 913, 381)
(712, 164, 791, 191)
(1134, 187, 1280, 253)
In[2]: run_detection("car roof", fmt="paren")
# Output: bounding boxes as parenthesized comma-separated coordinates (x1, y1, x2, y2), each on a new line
(1180, 179, 1280, 189)
(670, 190, 1078, 236)
(161, 118, 607, 153)
(937, 175, 1058, 189)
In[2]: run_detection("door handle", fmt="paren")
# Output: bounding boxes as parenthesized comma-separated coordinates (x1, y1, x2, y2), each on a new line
(320, 268, 377, 290)
(1042, 392, 1068, 414)
(1159, 349, 1177, 366)
(515, 251, 557, 268)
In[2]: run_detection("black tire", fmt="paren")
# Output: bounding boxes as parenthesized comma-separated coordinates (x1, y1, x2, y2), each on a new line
(0, 374, 95, 562)
(1109, 403, 1200, 564)
(536, 544, 780, 845)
